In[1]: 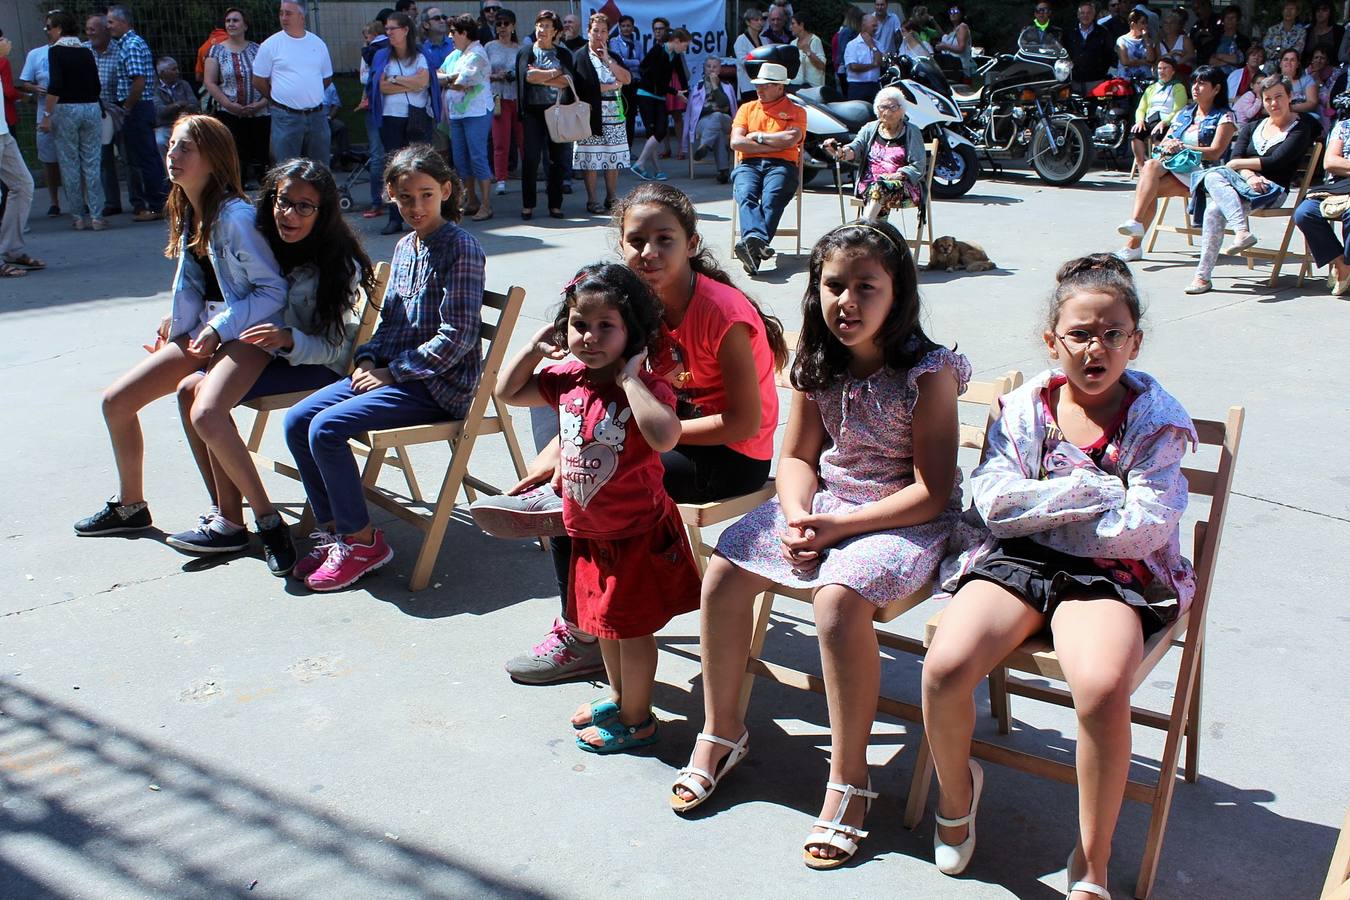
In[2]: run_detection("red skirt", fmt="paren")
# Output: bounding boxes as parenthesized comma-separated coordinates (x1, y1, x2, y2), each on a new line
(566, 502, 702, 640)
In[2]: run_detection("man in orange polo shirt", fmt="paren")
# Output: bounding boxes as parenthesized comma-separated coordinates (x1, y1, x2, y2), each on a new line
(730, 61, 805, 275)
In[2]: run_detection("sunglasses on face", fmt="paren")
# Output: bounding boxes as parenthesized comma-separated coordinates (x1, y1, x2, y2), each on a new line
(429, 13, 448, 20)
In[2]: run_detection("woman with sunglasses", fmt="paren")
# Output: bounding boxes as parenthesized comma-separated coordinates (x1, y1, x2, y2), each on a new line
(485, 9, 523, 196)
(167, 159, 376, 568)
(1115, 65, 1236, 262)
(936, 4, 974, 78)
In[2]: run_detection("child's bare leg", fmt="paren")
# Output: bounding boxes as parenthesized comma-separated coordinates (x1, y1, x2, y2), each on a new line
(101, 338, 203, 503)
(807, 584, 880, 860)
(921, 579, 1043, 847)
(190, 342, 276, 522)
(570, 636, 623, 727)
(672, 554, 774, 802)
(175, 371, 217, 504)
(1050, 597, 1144, 896)
(576, 636, 657, 746)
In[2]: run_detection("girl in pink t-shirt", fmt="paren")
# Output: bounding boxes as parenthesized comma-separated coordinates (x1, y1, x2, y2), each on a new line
(496, 262, 702, 754)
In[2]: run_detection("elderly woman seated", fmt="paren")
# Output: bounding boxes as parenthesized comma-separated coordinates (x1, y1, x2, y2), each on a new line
(1115, 65, 1237, 262)
(824, 85, 927, 222)
(1293, 115, 1350, 294)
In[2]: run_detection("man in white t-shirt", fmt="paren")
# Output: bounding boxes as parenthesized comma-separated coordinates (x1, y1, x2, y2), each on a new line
(252, 0, 334, 165)
(17, 26, 62, 217)
(1, 35, 39, 275)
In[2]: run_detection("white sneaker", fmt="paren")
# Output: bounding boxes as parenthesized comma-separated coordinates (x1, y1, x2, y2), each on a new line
(1116, 219, 1145, 238)
(495, 181, 506, 195)
(1222, 231, 1257, 255)
(1114, 245, 1142, 262)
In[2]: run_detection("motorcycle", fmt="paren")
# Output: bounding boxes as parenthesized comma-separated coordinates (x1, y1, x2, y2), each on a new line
(1076, 74, 1153, 164)
(902, 29, 1095, 187)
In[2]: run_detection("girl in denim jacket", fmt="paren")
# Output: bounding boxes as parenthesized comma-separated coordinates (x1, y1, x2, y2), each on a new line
(75, 115, 286, 539)
(921, 255, 1197, 900)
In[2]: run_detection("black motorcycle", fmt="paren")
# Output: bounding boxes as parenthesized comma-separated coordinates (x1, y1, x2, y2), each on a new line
(905, 29, 1095, 186)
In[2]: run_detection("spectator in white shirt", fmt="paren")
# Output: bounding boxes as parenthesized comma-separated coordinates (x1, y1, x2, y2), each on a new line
(845, 14, 885, 102)
(252, 0, 334, 165)
(874, 0, 904, 55)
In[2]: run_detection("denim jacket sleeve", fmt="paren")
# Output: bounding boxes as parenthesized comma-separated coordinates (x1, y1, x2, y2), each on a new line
(168, 239, 206, 340)
(279, 268, 359, 369)
(205, 201, 287, 343)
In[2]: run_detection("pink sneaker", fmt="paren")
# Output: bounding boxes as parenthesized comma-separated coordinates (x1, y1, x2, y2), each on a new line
(293, 530, 339, 580)
(304, 530, 394, 592)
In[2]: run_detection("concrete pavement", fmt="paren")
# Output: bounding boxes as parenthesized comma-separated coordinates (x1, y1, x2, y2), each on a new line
(1, 162, 1347, 899)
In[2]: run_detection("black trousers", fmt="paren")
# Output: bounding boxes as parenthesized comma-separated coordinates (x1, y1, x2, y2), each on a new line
(215, 109, 270, 183)
(549, 443, 771, 609)
(521, 106, 567, 211)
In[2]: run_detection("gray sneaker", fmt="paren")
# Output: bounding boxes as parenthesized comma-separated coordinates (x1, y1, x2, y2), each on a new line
(505, 618, 606, 684)
(470, 484, 566, 538)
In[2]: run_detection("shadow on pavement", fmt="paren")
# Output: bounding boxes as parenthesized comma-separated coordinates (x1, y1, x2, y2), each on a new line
(0, 680, 551, 900)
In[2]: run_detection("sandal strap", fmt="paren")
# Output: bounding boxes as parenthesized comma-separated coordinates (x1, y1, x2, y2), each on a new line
(695, 731, 747, 753)
(803, 829, 860, 856)
(935, 811, 974, 827)
(672, 768, 714, 801)
(824, 780, 879, 801)
(811, 819, 869, 839)
(1068, 881, 1111, 899)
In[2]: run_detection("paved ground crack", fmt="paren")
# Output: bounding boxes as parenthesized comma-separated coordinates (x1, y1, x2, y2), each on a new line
(1, 570, 185, 619)
(1233, 491, 1350, 524)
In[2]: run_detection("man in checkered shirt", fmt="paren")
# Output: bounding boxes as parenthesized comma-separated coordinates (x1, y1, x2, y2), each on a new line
(107, 4, 167, 220)
(82, 13, 132, 218)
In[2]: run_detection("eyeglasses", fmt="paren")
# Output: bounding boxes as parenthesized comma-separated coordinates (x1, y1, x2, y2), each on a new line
(1035, 7, 1052, 13)
(274, 195, 319, 217)
(876, 102, 902, 111)
(429, 13, 448, 20)
(1055, 328, 1137, 350)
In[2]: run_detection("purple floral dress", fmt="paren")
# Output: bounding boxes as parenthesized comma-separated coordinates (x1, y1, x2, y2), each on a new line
(716, 344, 971, 606)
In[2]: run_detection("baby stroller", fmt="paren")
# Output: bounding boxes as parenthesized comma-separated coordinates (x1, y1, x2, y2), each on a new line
(334, 144, 371, 212)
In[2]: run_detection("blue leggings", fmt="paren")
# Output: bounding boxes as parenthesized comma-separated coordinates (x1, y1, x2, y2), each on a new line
(283, 377, 446, 534)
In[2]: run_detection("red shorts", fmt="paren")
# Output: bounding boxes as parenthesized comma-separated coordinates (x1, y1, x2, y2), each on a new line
(567, 502, 702, 640)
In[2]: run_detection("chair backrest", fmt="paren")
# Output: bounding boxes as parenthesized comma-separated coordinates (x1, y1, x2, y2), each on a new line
(452, 285, 527, 444)
(342, 261, 391, 373)
(923, 139, 938, 198)
(1179, 407, 1245, 629)
(1286, 143, 1323, 207)
(961, 370, 1023, 454)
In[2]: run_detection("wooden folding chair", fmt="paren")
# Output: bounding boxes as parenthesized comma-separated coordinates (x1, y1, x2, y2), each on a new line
(1145, 145, 1322, 288)
(840, 140, 939, 264)
(349, 286, 530, 591)
(1324, 801, 1350, 900)
(677, 371, 1023, 722)
(730, 149, 804, 257)
(903, 405, 1246, 900)
(245, 262, 396, 481)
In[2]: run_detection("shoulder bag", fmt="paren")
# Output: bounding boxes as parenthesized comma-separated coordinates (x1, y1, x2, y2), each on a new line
(544, 74, 592, 143)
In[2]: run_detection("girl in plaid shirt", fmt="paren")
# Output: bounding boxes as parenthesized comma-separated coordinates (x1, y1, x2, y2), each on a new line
(284, 145, 486, 592)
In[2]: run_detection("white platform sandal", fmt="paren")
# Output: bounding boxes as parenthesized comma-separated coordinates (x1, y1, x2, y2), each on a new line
(802, 780, 878, 870)
(1066, 848, 1112, 899)
(934, 759, 985, 875)
(669, 731, 749, 814)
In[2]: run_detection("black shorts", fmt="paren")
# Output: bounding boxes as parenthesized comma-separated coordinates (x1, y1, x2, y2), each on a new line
(959, 537, 1175, 636)
(638, 95, 669, 141)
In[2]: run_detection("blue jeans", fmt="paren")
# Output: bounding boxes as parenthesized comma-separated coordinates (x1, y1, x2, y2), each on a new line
(1293, 197, 1350, 267)
(450, 113, 492, 181)
(366, 110, 385, 207)
(732, 156, 798, 243)
(122, 100, 166, 212)
(847, 80, 880, 102)
(284, 377, 446, 534)
(270, 105, 331, 168)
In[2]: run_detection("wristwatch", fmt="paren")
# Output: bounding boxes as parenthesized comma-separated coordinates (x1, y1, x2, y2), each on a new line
(753, 133, 765, 145)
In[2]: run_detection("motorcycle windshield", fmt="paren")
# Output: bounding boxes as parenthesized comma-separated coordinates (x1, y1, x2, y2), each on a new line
(1017, 27, 1067, 58)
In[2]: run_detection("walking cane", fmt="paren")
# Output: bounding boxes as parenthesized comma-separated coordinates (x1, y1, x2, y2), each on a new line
(835, 158, 846, 223)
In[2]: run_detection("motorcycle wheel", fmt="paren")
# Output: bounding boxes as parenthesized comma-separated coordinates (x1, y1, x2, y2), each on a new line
(1030, 119, 1095, 186)
(930, 143, 979, 199)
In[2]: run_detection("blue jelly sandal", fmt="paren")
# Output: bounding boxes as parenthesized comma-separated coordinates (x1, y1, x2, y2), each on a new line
(572, 696, 620, 730)
(576, 715, 659, 754)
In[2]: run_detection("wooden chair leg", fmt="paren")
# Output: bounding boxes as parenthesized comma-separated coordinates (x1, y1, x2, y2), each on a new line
(989, 665, 1011, 735)
(903, 733, 934, 829)
(298, 502, 316, 534)
(685, 523, 710, 577)
(361, 445, 389, 489)
(496, 402, 530, 483)
(1184, 643, 1202, 783)
(407, 440, 475, 591)
(736, 589, 777, 722)
(387, 448, 422, 502)
(1145, 197, 1166, 253)
(1266, 219, 1297, 285)
(246, 409, 270, 453)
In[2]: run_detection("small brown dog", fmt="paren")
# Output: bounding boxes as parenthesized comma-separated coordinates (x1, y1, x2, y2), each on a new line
(927, 236, 996, 272)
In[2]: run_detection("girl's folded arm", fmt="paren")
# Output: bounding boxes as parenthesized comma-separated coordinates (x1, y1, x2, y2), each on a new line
(971, 414, 1127, 536)
(205, 211, 288, 342)
(1032, 427, 1191, 559)
(835, 366, 959, 536)
(389, 239, 486, 381)
(776, 390, 825, 520)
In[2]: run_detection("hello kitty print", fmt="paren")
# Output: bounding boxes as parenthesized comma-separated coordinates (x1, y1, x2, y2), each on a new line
(536, 362, 680, 541)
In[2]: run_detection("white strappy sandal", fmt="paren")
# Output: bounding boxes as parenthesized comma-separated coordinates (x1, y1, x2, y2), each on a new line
(802, 780, 878, 870)
(669, 731, 749, 814)
(1066, 848, 1113, 899)
(934, 759, 985, 875)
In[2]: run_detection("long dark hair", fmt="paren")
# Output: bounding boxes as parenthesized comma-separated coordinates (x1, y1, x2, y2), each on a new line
(611, 182, 790, 371)
(257, 159, 376, 343)
(383, 144, 464, 222)
(1191, 63, 1229, 108)
(163, 114, 245, 258)
(553, 263, 665, 359)
(792, 221, 937, 392)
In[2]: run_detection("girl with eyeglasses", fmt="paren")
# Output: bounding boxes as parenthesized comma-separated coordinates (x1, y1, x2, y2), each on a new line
(167, 158, 375, 565)
(923, 255, 1197, 900)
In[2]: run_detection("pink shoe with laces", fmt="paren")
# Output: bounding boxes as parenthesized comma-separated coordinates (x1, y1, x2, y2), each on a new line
(293, 530, 339, 580)
(304, 530, 394, 592)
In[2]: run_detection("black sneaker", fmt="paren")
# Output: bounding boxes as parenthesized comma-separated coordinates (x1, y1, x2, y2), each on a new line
(733, 240, 760, 275)
(257, 520, 298, 577)
(166, 514, 250, 555)
(74, 500, 152, 536)
(693, 144, 710, 161)
(716, 169, 730, 184)
(748, 236, 775, 260)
